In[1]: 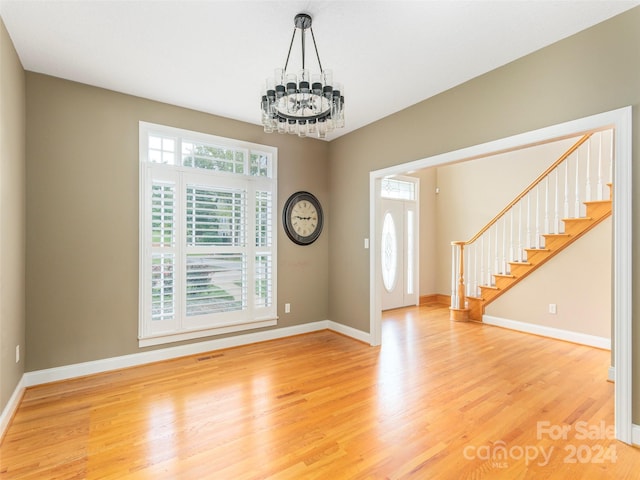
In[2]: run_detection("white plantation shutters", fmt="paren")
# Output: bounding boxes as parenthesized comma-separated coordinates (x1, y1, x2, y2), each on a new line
(139, 122, 277, 346)
(150, 181, 176, 322)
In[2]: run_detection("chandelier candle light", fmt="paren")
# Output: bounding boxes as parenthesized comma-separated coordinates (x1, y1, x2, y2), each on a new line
(261, 13, 344, 138)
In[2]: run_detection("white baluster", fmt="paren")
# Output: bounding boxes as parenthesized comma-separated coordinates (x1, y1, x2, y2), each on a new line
(473, 243, 478, 296)
(544, 176, 549, 235)
(464, 248, 472, 297)
(518, 201, 523, 261)
(526, 193, 531, 249)
(500, 216, 507, 274)
(597, 131, 603, 201)
(554, 168, 559, 234)
(485, 229, 492, 285)
(480, 235, 484, 290)
(585, 137, 592, 202)
(564, 159, 569, 221)
(494, 224, 499, 283)
(509, 209, 514, 266)
(535, 185, 540, 249)
(574, 149, 581, 218)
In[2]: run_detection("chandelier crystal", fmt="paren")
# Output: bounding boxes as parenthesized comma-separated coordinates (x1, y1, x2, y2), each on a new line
(261, 13, 344, 138)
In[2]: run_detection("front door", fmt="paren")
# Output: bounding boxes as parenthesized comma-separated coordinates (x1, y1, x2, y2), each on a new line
(380, 177, 418, 310)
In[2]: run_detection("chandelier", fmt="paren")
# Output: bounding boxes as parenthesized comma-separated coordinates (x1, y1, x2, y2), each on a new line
(261, 13, 344, 138)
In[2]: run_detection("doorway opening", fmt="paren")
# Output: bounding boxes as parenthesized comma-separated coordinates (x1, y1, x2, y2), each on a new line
(368, 107, 633, 444)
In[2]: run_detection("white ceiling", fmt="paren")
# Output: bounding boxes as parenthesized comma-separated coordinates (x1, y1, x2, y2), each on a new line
(1, 0, 638, 140)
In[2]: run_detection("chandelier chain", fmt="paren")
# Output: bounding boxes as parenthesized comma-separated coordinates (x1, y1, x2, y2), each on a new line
(283, 26, 297, 71)
(309, 28, 324, 73)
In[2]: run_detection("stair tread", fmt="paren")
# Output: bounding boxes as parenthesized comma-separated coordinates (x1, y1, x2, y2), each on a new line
(524, 247, 550, 252)
(584, 199, 612, 204)
(494, 273, 515, 278)
(543, 233, 570, 238)
(509, 261, 532, 266)
(562, 216, 593, 222)
(479, 285, 499, 290)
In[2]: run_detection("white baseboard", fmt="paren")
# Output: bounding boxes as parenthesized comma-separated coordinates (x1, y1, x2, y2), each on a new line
(327, 320, 371, 344)
(22, 320, 369, 388)
(0, 375, 25, 441)
(6, 320, 368, 439)
(2, 320, 367, 438)
(608, 366, 615, 382)
(3, 321, 636, 447)
(483, 315, 611, 350)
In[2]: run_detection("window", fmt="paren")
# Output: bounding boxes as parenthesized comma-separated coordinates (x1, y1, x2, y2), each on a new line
(381, 177, 415, 200)
(139, 122, 277, 347)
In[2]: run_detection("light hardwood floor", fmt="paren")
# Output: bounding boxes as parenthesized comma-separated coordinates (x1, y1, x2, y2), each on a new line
(1, 305, 639, 479)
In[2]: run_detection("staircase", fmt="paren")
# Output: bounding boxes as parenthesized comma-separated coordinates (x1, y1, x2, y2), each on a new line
(449, 129, 614, 322)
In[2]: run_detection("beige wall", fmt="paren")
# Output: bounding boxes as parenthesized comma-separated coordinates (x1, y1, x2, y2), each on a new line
(0, 18, 26, 412)
(25, 73, 329, 371)
(486, 218, 611, 339)
(328, 7, 640, 422)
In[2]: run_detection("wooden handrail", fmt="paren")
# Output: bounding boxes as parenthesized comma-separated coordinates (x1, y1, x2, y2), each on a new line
(463, 133, 593, 245)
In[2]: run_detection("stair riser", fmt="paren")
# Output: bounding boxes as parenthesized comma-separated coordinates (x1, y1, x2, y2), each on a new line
(509, 264, 533, 277)
(524, 250, 552, 265)
(478, 287, 500, 303)
(563, 219, 594, 236)
(542, 236, 571, 250)
(466, 297, 483, 322)
(494, 276, 515, 290)
(585, 202, 612, 218)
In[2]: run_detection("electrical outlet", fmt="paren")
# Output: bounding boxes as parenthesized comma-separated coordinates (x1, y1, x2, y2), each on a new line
(16, 345, 20, 363)
(549, 304, 557, 315)
(285, 303, 291, 313)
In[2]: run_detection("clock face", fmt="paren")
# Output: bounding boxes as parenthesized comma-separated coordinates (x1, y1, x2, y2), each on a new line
(283, 192, 323, 245)
(290, 200, 318, 237)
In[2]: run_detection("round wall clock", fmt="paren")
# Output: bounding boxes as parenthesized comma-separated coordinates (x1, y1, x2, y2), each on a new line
(283, 191, 323, 245)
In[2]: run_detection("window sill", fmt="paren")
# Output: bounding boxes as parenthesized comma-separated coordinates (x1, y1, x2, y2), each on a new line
(138, 317, 278, 348)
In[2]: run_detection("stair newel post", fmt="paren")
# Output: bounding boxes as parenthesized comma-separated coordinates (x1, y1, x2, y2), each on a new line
(457, 242, 465, 308)
(449, 241, 470, 322)
(450, 244, 457, 309)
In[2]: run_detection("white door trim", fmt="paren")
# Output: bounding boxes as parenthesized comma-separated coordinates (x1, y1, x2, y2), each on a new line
(369, 106, 633, 444)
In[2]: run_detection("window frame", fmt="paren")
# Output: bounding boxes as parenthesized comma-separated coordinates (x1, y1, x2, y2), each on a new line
(139, 122, 278, 347)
